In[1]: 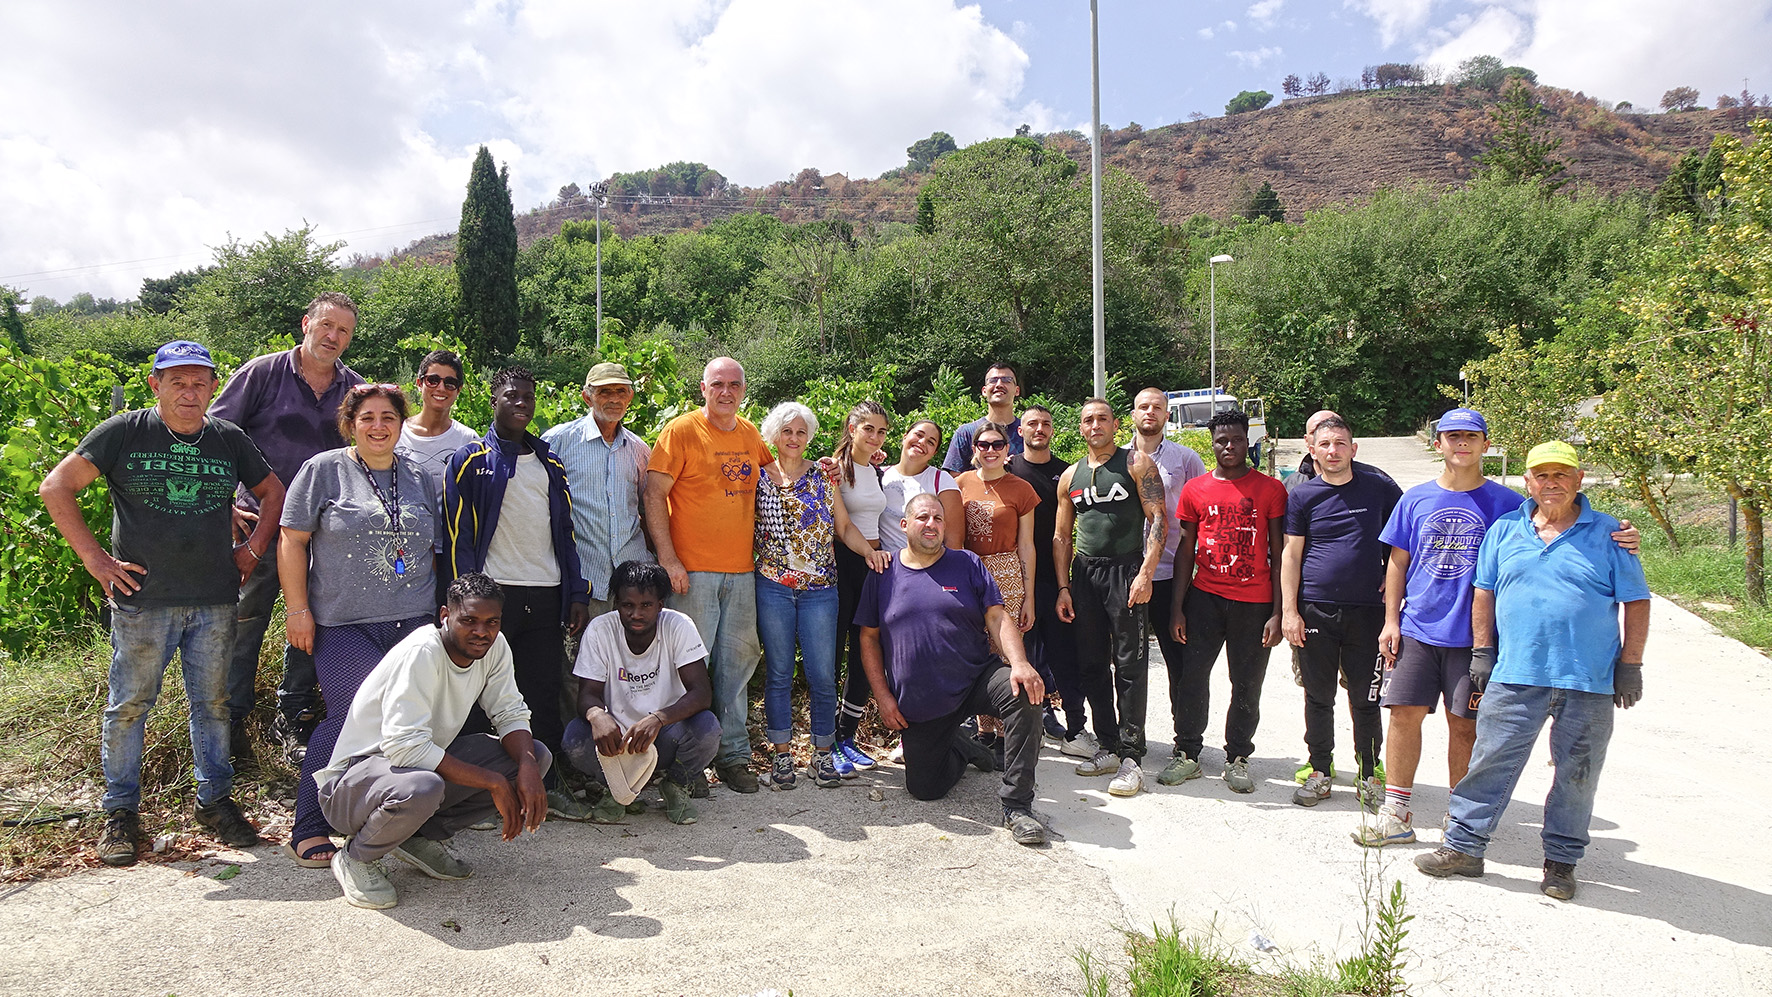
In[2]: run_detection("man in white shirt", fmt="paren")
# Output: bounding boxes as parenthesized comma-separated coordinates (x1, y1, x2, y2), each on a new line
(562, 561, 719, 825)
(316, 573, 549, 910)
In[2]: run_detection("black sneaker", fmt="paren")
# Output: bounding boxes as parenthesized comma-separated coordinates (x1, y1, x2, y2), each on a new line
(1003, 808, 1048, 846)
(195, 798, 261, 848)
(715, 762, 760, 794)
(97, 809, 140, 866)
(1414, 846, 1484, 879)
(687, 771, 710, 799)
(1541, 860, 1578, 901)
(954, 732, 997, 773)
(1042, 705, 1066, 741)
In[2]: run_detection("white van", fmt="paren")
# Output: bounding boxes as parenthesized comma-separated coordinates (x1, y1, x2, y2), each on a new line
(1165, 388, 1268, 463)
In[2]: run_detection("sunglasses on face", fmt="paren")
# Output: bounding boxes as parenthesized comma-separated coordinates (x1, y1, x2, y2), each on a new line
(419, 374, 462, 390)
(975, 438, 1009, 451)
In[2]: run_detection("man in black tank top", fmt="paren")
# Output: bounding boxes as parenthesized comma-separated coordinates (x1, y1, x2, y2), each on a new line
(1053, 399, 1170, 798)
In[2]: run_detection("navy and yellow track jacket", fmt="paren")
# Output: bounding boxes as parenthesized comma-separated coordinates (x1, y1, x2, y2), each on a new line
(443, 428, 591, 623)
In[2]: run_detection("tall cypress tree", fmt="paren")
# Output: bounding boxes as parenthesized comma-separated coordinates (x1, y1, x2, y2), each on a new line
(456, 146, 520, 364)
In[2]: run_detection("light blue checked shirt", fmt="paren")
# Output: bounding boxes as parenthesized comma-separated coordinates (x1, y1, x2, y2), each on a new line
(541, 414, 653, 601)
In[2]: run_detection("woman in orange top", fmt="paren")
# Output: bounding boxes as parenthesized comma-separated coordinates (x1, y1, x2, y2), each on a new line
(954, 425, 1040, 743)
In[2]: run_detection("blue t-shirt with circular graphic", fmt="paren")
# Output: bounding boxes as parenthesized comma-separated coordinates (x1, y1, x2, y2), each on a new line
(1378, 479, 1521, 647)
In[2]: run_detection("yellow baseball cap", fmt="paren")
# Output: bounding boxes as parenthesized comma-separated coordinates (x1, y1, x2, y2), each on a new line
(1525, 440, 1580, 470)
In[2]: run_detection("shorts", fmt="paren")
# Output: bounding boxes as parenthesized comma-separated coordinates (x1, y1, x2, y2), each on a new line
(1380, 636, 1478, 719)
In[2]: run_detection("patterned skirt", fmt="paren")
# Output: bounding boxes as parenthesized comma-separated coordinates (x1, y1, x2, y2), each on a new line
(977, 550, 1027, 736)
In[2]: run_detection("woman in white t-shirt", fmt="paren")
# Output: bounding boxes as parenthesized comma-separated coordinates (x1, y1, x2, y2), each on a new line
(561, 561, 720, 825)
(876, 420, 964, 552)
(396, 349, 481, 501)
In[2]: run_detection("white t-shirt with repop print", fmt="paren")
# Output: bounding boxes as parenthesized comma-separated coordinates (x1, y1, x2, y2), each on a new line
(572, 608, 707, 727)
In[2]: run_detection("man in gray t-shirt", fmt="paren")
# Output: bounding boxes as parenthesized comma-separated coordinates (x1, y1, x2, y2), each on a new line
(39, 340, 284, 866)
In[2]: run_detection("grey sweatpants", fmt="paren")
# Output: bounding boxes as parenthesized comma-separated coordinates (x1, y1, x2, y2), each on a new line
(317, 733, 554, 862)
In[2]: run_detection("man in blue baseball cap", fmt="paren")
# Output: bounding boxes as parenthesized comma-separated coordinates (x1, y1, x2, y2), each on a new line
(1352, 409, 1638, 849)
(39, 340, 286, 865)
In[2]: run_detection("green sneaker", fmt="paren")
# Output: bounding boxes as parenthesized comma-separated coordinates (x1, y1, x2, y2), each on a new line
(390, 835, 473, 880)
(591, 794, 627, 824)
(661, 779, 698, 825)
(1223, 756, 1255, 794)
(1157, 755, 1202, 786)
(546, 787, 593, 821)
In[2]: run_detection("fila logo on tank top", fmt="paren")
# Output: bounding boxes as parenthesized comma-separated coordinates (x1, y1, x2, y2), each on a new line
(1069, 448, 1143, 559)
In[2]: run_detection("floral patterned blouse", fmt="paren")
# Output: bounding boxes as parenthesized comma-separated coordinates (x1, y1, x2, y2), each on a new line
(754, 463, 838, 590)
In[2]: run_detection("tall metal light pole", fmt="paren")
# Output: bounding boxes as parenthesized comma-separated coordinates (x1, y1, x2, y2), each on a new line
(1088, 0, 1106, 399)
(591, 180, 610, 348)
(1208, 254, 1232, 398)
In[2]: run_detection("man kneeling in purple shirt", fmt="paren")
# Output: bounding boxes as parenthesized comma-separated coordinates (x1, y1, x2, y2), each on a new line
(857, 493, 1050, 846)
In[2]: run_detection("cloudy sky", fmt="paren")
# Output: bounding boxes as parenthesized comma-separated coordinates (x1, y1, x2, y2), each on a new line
(4, 0, 1769, 301)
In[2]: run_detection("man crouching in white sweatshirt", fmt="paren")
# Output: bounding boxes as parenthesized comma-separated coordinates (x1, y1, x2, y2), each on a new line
(315, 572, 550, 909)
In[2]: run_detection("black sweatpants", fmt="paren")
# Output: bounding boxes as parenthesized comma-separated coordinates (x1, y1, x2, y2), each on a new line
(1174, 587, 1273, 762)
(490, 584, 566, 789)
(834, 543, 872, 743)
(1024, 574, 1084, 735)
(900, 660, 1040, 812)
(1300, 602, 1385, 778)
(1071, 553, 1149, 760)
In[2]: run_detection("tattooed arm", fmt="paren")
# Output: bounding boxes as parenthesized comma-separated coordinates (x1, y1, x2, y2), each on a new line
(1128, 450, 1167, 607)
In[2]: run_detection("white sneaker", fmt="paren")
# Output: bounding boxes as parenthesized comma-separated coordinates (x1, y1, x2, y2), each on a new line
(1350, 802, 1417, 848)
(887, 741, 905, 764)
(1107, 758, 1144, 797)
(1057, 730, 1100, 759)
(1076, 749, 1118, 777)
(331, 849, 397, 909)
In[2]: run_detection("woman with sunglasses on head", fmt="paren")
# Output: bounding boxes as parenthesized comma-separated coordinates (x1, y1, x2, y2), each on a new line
(278, 383, 445, 868)
(955, 425, 1040, 752)
(397, 350, 480, 499)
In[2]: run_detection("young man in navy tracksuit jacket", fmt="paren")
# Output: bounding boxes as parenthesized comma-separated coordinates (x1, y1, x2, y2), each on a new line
(444, 368, 592, 817)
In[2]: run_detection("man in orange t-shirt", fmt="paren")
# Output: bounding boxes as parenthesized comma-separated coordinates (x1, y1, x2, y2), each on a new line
(644, 356, 775, 792)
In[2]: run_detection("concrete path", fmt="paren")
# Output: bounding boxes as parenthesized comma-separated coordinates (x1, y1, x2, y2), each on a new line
(2, 438, 1767, 996)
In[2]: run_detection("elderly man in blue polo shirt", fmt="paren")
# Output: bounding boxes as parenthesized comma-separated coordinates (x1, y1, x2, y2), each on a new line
(1415, 441, 1650, 902)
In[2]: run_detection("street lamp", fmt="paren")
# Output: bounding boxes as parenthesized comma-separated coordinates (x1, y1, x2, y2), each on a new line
(1088, 0, 1106, 398)
(1208, 254, 1233, 402)
(591, 180, 610, 348)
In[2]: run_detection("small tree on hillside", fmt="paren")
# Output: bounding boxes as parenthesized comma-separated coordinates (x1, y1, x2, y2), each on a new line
(907, 131, 958, 171)
(1246, 181, 1285, 223)
(1477, 78, 1567, 189)
(1456, 55, 1507, 91)
(456, 145, 521, 364)
(1225, 90, 1274, 115)
(1282, 74, 1303, 98)
(1660, 86, 1700, 112)
(1306, 72, 1331, 96)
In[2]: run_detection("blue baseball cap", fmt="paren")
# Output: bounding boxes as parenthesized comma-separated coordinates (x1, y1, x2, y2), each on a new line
(153, 340, 216, 371)
(1435, 408, 1488, 434)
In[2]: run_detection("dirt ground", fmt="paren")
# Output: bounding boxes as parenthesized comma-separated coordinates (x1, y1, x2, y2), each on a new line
(2, 440, 1767, 997)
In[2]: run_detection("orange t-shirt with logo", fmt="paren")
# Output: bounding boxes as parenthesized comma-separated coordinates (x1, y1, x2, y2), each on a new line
(647, 410, 776, 573)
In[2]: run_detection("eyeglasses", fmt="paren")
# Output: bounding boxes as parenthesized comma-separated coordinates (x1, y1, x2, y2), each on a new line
(419, 373, 462, 390)
(350, 383, 402, 395)
(984, 376, 1016, 385)
(975, 438, 1008, 451)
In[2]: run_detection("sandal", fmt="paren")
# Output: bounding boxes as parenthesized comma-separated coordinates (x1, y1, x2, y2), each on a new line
(283, 837, 337, 868)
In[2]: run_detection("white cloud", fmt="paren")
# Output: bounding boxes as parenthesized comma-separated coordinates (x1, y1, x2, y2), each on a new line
(1228, 46, 1285, 69)
(1413, 1, 1772, 107)
(1248, 1, 1285, 29)
(1345, 0, 1438, 48)
(1198, 27, 1215, 40)
(0, 0, 1043, 299)
(1223, 19, 1239, 31)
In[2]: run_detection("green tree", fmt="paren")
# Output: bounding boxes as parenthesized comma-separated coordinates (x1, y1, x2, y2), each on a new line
(456, 145, 521, 365)
(916, 188, 936, 235)
(173, 226, 343, 357)
(1612, 120, 1772, 604)
(1246, 181, 1284, 223)
(1225, 90, 1273, 115)
(2, 286, 28, 353)
(1455, 55, 1507, 91)
(1477, 78, 1566, 189)
(138, 268, 210, 314)
(906, 131, 957, 171)
(352, 258, 461, 376)
(1660, 86, 1701, 112)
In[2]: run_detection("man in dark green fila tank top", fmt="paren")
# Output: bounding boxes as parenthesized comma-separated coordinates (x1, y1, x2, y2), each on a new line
(1053, 399, 1171, 798)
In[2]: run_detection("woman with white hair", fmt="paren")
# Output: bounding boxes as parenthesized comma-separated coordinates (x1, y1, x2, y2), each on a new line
(754, 401, 891, 790)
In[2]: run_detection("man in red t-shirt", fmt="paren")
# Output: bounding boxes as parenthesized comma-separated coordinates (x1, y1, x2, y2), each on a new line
(1165, 409, 1287, 794)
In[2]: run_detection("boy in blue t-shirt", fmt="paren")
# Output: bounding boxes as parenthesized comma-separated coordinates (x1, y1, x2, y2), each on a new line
(1352, 410, 1637, 848)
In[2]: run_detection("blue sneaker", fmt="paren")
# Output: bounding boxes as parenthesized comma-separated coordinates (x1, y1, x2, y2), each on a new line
(837, 740, 876, 773)
(829, 747, 855, 779)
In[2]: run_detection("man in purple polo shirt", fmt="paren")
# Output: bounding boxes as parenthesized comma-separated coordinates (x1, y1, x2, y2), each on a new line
(210, 292, 365, 762)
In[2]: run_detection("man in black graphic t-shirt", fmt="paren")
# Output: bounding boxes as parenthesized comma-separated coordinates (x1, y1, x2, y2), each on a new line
(40, 341, 284, 867)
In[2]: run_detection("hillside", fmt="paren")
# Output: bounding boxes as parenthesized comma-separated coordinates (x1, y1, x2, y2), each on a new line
(389, 84, 1759, 263)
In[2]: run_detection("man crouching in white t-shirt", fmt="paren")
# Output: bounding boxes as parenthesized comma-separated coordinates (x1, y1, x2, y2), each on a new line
(315, 572, 551, 910)
(562, 560, 720, 825)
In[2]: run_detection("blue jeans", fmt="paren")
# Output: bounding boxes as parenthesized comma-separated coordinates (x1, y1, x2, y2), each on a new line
(1444, 682, 1615, 864)
(754, 575, 839, 748)
(669, 571, 761, 767)
(102, 602, 237, 812)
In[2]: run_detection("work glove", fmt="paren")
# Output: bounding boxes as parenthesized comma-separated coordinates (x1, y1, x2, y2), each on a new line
(1469, 646, 1496, 693)
(1613, 662, 1644, 709)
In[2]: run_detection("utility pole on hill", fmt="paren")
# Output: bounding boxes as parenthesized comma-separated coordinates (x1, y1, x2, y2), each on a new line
(1089, 0, 1106, 398)
(592, 180, 610, 349)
